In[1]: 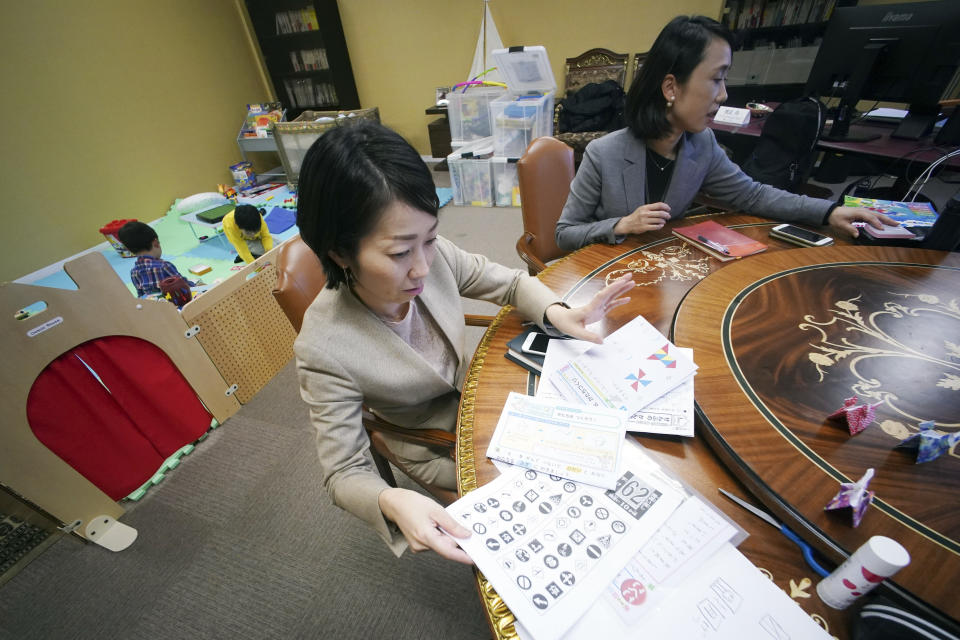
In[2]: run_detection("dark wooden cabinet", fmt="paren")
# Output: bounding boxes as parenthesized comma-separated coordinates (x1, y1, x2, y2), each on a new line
(243, 0, 359, 119)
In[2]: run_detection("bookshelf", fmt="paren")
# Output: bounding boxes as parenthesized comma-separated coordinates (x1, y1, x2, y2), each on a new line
(243, 0, 360, 119)
(721, 0, 858, 105)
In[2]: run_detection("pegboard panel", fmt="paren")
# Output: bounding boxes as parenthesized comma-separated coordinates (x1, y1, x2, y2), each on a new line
(183, 261, 296, 404)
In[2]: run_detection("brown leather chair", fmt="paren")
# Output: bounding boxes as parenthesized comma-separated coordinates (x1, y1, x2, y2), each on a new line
(272, 235, 491, 505)
(516, 137, 575, 275)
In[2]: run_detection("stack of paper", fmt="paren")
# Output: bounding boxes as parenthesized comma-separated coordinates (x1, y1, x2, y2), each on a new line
(548, 315, 698, 419)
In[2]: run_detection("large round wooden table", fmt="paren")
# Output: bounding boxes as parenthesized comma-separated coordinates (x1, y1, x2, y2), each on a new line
(455, 213, 960, 640)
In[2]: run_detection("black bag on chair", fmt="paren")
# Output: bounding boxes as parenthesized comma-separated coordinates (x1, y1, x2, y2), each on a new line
(557, 80, 625, 134)
(743, 97, 826, 192)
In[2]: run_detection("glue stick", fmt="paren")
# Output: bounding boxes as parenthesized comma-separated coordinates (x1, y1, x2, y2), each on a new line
(816, 536, 910, 609)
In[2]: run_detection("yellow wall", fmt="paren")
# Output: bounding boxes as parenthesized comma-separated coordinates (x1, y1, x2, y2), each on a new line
(339, 0, 723, 154)
(2, 0, 721, 281)
(1, 1, 272, 282)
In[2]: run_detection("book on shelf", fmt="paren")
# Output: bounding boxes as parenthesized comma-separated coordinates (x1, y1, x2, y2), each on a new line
(504, 327, 545, 375)
(275, 7, 319, 35)
(672, 219, 767, 261)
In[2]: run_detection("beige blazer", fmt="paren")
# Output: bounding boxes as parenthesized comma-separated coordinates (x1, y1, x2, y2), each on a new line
(294, 236, 560, 554)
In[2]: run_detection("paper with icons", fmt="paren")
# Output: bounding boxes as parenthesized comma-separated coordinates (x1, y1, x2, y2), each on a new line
(446, 445, 684, 640)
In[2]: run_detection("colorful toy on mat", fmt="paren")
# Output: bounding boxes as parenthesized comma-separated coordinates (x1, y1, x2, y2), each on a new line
(159, 275, 192, 308)
(895, 421, 960, 464)
(218, 183, 238, 201)
(99, 219, 138, 258)
(825, 468, 875, 527)
(827, 395, 881, 435)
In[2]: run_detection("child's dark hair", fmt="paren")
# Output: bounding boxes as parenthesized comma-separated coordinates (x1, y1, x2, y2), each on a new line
(117, 221, 158, 254)
(625, 15, 733, 140)
(234, 204, 263, 232)
(296, 121, 439, 289)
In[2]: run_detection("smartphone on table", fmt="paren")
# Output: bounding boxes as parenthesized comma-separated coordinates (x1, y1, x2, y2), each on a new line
(769, 224, 834, 247)
(521, 331, 553, 356)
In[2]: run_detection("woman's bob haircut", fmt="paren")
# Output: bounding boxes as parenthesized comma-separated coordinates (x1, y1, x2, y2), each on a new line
(296, 121, 439, 289)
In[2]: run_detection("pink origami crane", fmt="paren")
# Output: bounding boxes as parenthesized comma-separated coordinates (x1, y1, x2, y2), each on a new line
(825, 468, 875, 527)
(827, 396, 881, 435)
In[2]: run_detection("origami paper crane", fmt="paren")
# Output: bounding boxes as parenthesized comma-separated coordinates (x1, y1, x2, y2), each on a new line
(827, 396, 881, 435)
(825, 468, 875, 527)
(895, 421, 960, 464)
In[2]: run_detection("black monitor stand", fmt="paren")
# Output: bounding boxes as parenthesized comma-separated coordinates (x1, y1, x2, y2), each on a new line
(819, 41, 889, 143)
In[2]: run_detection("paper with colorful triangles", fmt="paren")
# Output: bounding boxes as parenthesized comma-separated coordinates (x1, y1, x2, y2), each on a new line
(549, 315, 697, 417)
(895, 421, 960, 464)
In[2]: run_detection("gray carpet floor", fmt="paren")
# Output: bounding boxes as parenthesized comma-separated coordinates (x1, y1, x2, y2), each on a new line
(0, 171, 525, 640)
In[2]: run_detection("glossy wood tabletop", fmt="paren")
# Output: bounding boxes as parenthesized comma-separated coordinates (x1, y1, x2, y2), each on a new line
(456, 213, 895, 640)
(673, 242, 960, 626)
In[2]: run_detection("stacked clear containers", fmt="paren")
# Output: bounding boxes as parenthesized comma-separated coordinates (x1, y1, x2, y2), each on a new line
(447, 137, 495, 207)
(446, 86, 507, 147)
(489, 47, 556, 159)
(491, 157, 521, 207)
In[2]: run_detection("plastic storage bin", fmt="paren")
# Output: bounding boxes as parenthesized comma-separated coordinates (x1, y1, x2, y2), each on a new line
(446, 86, 507, 146)
(447, 137, 494, 207)
(99, 219, 137, 258)
(490, 46, 556, 157)
(491, 157, 521, 207)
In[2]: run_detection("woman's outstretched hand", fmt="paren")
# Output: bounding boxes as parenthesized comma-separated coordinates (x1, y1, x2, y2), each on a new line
(544, 274, 636, 343)
(378, 487, 473, 564)
(827, 206, 897, 238)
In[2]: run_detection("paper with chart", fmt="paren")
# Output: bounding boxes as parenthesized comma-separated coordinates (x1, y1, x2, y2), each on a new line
(540, 336, 695, 436)
(549, 316, 697, 417)
(446, 451, 685, 640)
(486, 392, 628, 490)
(517, 544, 831, 640)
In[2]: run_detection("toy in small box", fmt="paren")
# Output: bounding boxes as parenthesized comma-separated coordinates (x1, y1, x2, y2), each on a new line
(100, 219, 137, 258)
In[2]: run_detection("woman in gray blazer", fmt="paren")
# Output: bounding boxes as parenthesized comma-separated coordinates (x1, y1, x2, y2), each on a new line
(294, 123, 635, 563)
(556, 15, 893, 251)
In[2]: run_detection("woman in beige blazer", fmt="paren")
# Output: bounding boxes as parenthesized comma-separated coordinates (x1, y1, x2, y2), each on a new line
(294, 123, 634, 563)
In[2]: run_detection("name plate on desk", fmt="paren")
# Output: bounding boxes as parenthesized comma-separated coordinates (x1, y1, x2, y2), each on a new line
(713, 106, 751, 126)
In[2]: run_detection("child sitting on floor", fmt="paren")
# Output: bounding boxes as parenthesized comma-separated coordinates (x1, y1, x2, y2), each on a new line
(117, 221, 196, 298)
(223, 204, 274, 264)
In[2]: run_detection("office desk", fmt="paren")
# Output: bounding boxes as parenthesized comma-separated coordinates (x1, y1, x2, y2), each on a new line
(710, 117, 960, 168)
(456, 213, 959, 639)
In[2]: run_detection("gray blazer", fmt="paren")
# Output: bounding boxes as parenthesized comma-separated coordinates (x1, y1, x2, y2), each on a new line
(556, 128, 835, 250)
(294, 236, 560, 555)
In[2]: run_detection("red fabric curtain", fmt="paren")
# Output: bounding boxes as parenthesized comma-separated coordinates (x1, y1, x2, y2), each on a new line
(26, 336, 213, 501)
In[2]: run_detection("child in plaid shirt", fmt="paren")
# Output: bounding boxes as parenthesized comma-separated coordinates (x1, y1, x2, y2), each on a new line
(117, 221, 195, 297)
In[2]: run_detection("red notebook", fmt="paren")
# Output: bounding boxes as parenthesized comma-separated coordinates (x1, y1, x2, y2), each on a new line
(672, 220, 767, 260)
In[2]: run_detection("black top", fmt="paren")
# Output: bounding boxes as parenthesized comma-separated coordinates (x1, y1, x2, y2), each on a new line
(646, 148, 675, 204)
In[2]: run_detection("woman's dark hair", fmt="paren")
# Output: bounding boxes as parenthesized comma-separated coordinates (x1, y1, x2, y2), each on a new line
(233, 204, 263, 232)
(625, 15, 734, 140)
(296, 121, 439, 289)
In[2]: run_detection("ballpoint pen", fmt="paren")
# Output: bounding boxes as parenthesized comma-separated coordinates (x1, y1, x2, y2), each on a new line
(719, 488, 830, 577)
(697, 235, 731, 255)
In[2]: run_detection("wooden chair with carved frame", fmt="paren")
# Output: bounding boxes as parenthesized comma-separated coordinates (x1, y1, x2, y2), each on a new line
(553, 48, 630, 164)
(271, 235, 492, 505)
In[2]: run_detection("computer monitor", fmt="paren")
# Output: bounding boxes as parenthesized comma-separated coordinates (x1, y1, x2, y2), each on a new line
(804, 0, 960, 142)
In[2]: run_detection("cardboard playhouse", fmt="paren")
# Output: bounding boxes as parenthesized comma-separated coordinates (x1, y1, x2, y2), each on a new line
(0, 252, 242, 551)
